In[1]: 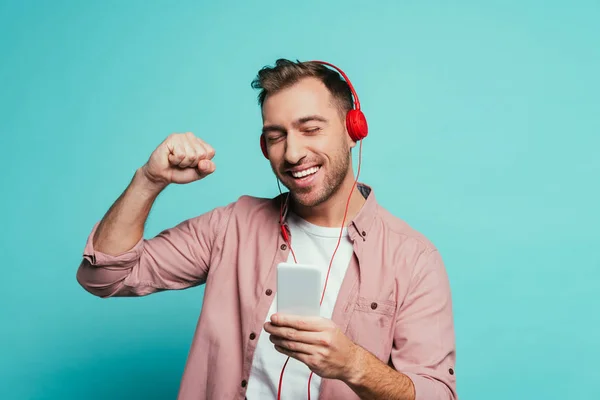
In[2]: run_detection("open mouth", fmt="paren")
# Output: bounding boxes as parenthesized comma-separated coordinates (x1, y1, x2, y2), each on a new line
(289, 166, 320, 179)
(286, 166, 321, 187)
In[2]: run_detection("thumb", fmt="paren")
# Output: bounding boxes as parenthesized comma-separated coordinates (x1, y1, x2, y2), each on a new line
(197, 159, 216, 177)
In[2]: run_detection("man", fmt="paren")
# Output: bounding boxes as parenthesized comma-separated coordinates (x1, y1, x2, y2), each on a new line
(76, 59, 457, 400)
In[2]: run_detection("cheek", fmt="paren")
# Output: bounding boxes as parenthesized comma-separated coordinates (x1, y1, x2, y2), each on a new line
(314, 140, 340, 161)
(268, 147, 285, 167)
(323, 140, 349, 164)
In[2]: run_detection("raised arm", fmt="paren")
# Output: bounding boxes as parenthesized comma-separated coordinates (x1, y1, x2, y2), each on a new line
(76, 132, 226, 298)
(93, 132, 216, 256)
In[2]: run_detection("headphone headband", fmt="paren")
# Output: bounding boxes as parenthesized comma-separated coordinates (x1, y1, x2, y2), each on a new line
(310, 60, 361, 110)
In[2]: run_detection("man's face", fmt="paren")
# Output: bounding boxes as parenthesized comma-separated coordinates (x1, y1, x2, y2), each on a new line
(261, 77, 355, 207)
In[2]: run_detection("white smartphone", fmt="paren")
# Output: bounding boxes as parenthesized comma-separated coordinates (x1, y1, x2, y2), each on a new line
(276, 262, 321, 317)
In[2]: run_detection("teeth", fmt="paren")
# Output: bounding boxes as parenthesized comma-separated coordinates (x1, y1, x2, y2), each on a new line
(291, 166, 320, 178)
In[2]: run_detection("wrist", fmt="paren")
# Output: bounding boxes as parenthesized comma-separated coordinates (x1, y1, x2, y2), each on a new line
(343, 343, 368, 386)
(133, 166, 168, 198)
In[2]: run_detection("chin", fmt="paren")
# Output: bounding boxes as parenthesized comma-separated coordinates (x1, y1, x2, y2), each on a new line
(290, 186, 329, 208)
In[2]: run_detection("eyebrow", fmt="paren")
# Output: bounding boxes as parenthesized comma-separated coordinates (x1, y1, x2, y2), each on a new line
(262, 115, 328, 135)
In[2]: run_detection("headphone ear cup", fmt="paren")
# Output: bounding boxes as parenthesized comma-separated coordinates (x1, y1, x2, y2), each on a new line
(260, 134, 269, 159)
(346, 109, 368, 141)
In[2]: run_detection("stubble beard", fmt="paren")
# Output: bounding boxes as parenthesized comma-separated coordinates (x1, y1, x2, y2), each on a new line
(280, 146, 352, 208)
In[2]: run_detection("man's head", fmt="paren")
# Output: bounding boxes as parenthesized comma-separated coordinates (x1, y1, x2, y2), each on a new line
(252, 59, 356, 208)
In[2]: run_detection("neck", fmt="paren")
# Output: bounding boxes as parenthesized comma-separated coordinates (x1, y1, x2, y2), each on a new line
(291, 172, 366, 228)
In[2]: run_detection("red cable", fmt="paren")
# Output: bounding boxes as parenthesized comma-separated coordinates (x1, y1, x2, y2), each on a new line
(277, 186, 295, 400)
(277, 357, 290, 400)
(307, 372, 314, 400)
(307, 140, 362, 399)
(319, 140, 363, 306)
(275, 141, 364, 400)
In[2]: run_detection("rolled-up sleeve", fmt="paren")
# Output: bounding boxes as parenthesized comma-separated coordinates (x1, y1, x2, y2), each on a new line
(76, 202, 234, 298)
(392, 248, 458, 400)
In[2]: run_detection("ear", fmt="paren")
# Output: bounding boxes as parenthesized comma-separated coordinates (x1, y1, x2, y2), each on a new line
(345, 128, 357, 149)
(344, 117, 357, 149)
(341, 112, 356, 149)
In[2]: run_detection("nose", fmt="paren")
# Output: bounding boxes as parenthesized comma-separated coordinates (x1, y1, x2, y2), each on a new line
(283, 132, 306, 165)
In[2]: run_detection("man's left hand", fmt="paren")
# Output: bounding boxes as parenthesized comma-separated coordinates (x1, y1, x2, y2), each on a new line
(264, 313, 362, 381)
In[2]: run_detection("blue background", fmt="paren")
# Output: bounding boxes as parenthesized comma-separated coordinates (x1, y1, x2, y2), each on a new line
(1, 1, 598, 399)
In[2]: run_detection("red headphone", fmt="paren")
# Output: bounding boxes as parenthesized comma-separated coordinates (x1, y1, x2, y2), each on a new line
(260, 60, 368, 159)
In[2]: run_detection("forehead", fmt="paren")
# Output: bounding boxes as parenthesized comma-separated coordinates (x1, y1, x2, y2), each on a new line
(262, 77, 336, 123)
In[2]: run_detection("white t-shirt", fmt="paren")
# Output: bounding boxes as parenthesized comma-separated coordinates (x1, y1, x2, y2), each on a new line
(245, 211, 354, 399)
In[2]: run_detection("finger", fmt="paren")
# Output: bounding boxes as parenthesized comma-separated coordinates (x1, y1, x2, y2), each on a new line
(179, 143, 198, 168)
(264, 323, 325, 345)
(178, 140, 198, 168)
(183, 133, 204, 167)
(194, 137, 215, 160)
(270, 335, 317, 355)
(202, 141, 216, 160)
(167, 141, 187, 167)
(274, 345, 310, 364)
(270, 314, 331, 332)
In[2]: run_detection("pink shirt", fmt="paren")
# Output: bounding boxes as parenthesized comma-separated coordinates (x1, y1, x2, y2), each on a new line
(76, 185, 457, 399)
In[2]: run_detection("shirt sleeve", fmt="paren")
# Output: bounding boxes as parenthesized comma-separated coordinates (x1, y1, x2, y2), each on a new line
(76, 202, 234, 298)
(391, 248, 458, 400)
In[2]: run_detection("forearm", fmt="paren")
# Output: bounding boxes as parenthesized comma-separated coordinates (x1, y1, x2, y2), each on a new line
(93, 166, 166, 255)
(344, 346, 415, 400)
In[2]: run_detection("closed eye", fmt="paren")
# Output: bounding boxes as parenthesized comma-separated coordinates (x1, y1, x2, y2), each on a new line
(303, 127, 321, 134)
(266, 132, 286, 142)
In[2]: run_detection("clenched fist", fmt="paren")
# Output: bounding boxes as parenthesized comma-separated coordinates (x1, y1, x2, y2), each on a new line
(141, 132, 216, 188)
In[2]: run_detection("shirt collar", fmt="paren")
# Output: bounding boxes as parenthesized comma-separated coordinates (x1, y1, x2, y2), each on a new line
(348, 183, 378, 242)
(273, 182, 379, 242)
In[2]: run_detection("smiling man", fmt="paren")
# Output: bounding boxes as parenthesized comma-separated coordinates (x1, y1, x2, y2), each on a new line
(76, 59, 458, 400)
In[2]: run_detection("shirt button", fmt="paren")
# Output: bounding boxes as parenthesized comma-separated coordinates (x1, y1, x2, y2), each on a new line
(362, 231, 367, 236)
(280, 244, 287, 250)
(249, 332, 256, 340)
(265, 289, 273, 296)
(449, 368, 454, 375)
(241, 380, 247, 387)
(371, 302, 378, 310)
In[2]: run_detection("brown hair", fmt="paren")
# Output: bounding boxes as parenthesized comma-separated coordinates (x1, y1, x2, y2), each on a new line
(251, 59, 353, 117)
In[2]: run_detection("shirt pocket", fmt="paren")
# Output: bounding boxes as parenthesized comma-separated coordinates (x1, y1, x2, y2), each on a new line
(354, 296, 397, 316)
(349, 296, 397, 362)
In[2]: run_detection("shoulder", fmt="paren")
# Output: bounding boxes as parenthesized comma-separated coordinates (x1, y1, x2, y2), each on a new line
(191, 193, 281, 226)
(230, 194, 281, 217)
(371, 203, 448, 281)
(372, 205, 451, 308)
(375, 204, 438, 253)
(181, 193, 282, 247)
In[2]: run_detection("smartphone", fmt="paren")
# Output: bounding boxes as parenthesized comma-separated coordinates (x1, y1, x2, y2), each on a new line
(276, 262, 321, 317)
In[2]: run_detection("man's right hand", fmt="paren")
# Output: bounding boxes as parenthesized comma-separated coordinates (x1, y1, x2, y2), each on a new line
(141, 132, 216, 189)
